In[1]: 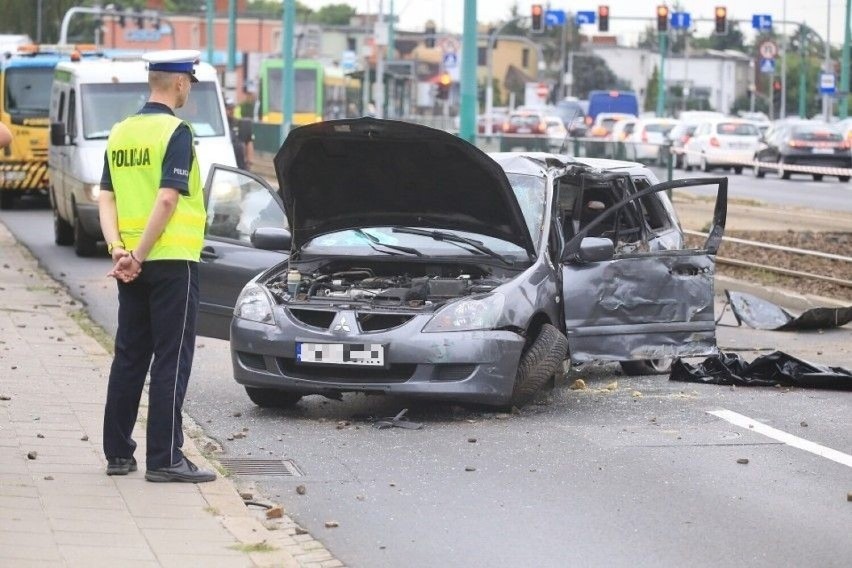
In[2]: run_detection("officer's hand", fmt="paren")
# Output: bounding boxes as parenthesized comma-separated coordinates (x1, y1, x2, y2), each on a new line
(107, 254, 141, 283)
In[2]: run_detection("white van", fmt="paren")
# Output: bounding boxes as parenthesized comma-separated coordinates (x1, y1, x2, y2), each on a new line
(48, 55, 236, 256)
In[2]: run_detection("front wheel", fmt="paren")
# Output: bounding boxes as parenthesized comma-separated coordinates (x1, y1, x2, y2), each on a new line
(779, 160, 791, 180)
(620, 358, 673, 376)
(244, 387, 303, 408)
(54, 206, 74, 246)
(839, 176, 850, 182)
(510, 324, 568, 408)
(0, 192, 14, 210)
(701, 156, 712, 172)
(73, 214, 98, 257)
(733, 166, 743, 175)
(812, 174, 823, 181)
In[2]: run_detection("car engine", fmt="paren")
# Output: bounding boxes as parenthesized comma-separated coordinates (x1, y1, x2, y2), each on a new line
(266, 262, 508, 308)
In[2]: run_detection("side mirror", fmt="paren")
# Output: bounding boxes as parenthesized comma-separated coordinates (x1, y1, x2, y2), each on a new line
(50, 122, 67, 146)
(576, 236, 614, 263)
(251, 227, 291, 251)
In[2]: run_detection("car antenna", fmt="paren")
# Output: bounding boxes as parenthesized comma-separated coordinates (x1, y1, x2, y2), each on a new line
(558, 109, 578, 155)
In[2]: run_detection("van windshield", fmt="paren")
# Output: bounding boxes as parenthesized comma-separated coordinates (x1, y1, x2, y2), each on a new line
(81, 81, 225, 139)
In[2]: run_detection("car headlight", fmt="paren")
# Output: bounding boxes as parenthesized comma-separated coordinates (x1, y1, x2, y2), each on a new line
(85, 184, 100, 201)
(234, 283, 276, 325)
(422, 293, 505, 333)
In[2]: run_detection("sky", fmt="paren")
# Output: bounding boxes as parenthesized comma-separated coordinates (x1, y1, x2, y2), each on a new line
(297, 0, 850, 48)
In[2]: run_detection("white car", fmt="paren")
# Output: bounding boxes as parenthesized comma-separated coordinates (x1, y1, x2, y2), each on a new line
(544, 115, 568, 151)
(683, 119, 761, 173)
(627, 118, 680, 162)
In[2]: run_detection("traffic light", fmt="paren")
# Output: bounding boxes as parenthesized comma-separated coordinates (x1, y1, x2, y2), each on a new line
(656, 5, 669, 33)
(773, 79, 782, 91)
(531, 4, 544, 33)
(714, 6, 728, 34)
(425, 20, 436, 48)
(598, 6, 609, 32)
(437, 73, 451, 100)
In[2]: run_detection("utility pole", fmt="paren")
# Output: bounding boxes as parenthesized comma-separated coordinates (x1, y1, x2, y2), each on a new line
(657, 33, 667, 117)
(459, 0, 477, 143)
(375, 0, 385, 118)
(799, 26, 807, 117)
(227, 0, 236, 71)
(780, 0, 787, 118)
(823, 0, 832, 122)
(280, 0, 295, 142)
(206, 0, 214, 65)
(841, 0, 852, 118)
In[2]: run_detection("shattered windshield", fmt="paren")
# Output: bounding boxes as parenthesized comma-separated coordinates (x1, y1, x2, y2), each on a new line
(506, 172, 546, 246)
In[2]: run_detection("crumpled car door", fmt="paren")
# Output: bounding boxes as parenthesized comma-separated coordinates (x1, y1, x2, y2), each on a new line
(198, 165, 289, 340)
(560, 176, 727, 363)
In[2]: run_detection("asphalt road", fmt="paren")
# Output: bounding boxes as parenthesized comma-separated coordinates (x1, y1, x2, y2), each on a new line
(2, 184, 851, 568)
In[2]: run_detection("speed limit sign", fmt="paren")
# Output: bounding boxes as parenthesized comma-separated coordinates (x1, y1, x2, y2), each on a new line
(759, 40, 778, 59)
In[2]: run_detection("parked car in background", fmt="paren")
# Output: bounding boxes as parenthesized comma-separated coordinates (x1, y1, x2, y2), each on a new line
(552, 98, 587, 137)
(196, 118, 728, 409)
(627, 118, 680, 163)
(544, 115, 568, 151)
(668, 122, 700, 168)
(683, 119, 761, 173)
(586, 90, 639, 127)
(610, 117, 638, 142)
(502, 109, 548, 136)
(754, 122, 851, 181)
(588, 112, 637, 139)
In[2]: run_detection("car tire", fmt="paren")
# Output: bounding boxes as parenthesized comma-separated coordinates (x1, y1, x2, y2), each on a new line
(620, 358, 673, 376)
(839, 176, 850, 182)
(73, 213, 98, 257)
(812, 174, 823, 181)
(779, 160, 791, 180)
(701, 156, 712, 172)
(0, 192, 14, 210)
(54, 206, 74, 246)
(244, 386, 303, 408)
(753, 164, 765, 178)
(733, 166, 743, 174)
(509, 324, 568, 408)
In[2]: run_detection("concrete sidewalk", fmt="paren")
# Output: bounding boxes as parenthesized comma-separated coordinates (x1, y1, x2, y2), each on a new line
(0, 223, 342, 567)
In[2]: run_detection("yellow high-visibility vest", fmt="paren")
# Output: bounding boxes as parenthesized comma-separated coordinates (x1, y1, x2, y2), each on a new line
(107, 113, 205, 261)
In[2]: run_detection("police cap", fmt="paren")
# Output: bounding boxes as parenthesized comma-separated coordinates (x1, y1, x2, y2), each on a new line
(143, 49, 201, 83)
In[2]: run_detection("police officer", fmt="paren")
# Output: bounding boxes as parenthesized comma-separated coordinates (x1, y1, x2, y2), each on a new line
(98, 50, 215, 483)
(225, 97, 253, 169)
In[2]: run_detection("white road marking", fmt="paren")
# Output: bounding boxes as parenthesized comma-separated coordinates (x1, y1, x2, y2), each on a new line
(707, 409, 852, 469)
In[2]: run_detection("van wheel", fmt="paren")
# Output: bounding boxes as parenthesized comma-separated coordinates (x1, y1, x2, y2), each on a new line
(54, 207, 74, 246)
(753, 165, 765, 178)
(812, 174, 823, 181)
(620, 358, 673, 376)
(244, 387, 302, 408)
(839, 176, 850, 182)
(73, 214, 98, 257)
(509, 324, 568, 408)
(0, 193, 14, 210)
(733, 166, 743, 174)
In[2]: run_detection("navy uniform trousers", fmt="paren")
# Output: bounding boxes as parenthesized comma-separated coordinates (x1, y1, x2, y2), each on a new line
(103, 260, 199, 470)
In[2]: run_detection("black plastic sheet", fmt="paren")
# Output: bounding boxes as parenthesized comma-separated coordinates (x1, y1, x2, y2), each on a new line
(671, 351, 852, 390)
(725, 290, 852, 331)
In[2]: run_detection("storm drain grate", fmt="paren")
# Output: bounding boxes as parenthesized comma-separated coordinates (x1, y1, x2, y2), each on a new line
(217, 458, 303, 477)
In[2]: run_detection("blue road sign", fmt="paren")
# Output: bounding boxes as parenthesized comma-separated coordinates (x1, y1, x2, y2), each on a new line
(545, 9, 566, 26)
(759, 58, 775, 74)
(752, 14, 772, 30)
(576, 11, 596, 26)
(442, 52, 458, 69)
(820, 72, 836, 94)
(670, 12, 691, 30)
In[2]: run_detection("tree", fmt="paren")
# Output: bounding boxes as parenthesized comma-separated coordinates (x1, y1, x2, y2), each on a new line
(645, 66, 659, 112)
(314, 4, 356, 25)
(571, 54, 631, 99)
(692, 21, 746, 51)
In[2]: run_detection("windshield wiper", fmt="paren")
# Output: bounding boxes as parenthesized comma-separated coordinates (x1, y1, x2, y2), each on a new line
(354, 229, 423, 257)
(391, 227, 513, 265)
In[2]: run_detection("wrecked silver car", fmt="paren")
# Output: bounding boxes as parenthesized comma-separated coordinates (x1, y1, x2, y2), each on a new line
(197, 118, 727, 408)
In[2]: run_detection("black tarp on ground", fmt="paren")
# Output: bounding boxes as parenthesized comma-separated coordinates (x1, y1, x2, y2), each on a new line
(671, 351, 852, 390)
(725, 290, 852, 331)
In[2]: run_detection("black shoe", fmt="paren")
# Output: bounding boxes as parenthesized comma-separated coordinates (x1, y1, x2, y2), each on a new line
(106, 457, 137, 476)
(145, 457, 216, 483)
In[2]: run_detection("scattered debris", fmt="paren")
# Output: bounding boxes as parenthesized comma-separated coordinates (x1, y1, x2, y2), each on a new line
(800, 421, 809, 428)
(671, 351, 852, 390)
(239, 492, 254, 500)
(604, 381, 618, 391)
(43, 475, 53, 481)
(465, 466, 476, 472)
(737, 458, 749, 465)
(294, 526, 309, 535)
(631, 390, 643, 398)
(495, 413, 510, 420)
(27, 451, 37, 460)
(266, 506, 284, 519)
(37, 433, 44, 439)
(468, 438, 477, 443)
(80, 435, 89, 441)
(569, 379, 587, 390)
(847, 492, 852, 502)
(232, 411, 242, 417)
(336, 420, 351, 429)
(0, 394, 10, 401)
(325, 521, 340, 528)
(723, 290, 852, 331)
(373, 409, 423, 430)
(233, 432, 246, 439)
(356, 495, 365, 501)
(296, 485, 306, 495)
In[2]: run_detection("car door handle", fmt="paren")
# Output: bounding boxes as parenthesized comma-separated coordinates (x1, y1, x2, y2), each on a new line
(200, 246, 219, 261)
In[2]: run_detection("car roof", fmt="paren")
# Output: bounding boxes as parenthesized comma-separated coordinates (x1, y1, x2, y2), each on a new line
(489, 152, 649, 176)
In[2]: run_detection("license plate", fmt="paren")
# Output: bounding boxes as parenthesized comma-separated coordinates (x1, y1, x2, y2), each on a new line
(812, 148, 834, 154)
(517, 127, 531, 134)
(296, 342, 385, 366)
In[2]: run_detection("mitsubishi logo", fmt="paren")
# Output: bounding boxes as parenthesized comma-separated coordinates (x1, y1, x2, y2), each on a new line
(333, 316, 351, 333)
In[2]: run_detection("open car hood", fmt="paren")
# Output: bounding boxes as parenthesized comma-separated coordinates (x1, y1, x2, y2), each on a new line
(273, 118, 537, 256)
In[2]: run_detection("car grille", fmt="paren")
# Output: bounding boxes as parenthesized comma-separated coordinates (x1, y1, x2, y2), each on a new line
(236, 351, 268, 371)
(356, 312, 415, 332)
(277, 358, 415, 383)
(287, 308, 336, 329)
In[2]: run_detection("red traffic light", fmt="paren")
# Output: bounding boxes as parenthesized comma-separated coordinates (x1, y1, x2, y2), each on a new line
(715, 6, 728, 34)
(598, 5, 610, 32)
(773, 79, 782, 91)
(531, 4, 544, 33)
(656, 5, 669, 33)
